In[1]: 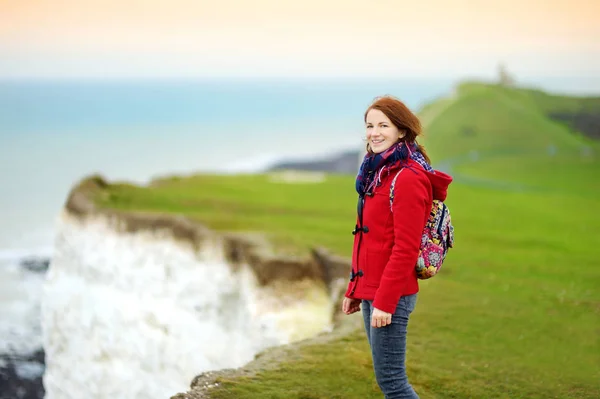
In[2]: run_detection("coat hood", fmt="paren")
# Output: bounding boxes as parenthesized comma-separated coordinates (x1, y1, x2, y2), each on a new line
(384, 158, 453, 201)
(393, 158, 453, 201)
(424, 169, 453, 201)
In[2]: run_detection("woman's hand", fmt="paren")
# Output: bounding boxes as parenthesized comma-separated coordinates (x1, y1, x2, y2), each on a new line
(371, 307, 392, 328)
(342, 297, 361, 315)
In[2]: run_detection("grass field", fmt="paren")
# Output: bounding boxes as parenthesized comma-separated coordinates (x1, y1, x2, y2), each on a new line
(95, 83, 600, 398)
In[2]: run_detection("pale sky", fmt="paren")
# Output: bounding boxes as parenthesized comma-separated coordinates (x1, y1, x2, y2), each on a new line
(1, 0, 599, 79)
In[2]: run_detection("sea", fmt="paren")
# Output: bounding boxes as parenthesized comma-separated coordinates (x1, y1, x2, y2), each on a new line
(0, 76, 598, 398)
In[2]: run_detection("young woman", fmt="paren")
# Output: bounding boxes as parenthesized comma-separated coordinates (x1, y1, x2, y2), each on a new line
(342, 96, 452, 398)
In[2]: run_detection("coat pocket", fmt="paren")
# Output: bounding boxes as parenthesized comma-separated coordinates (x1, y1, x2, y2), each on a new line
(365, 248, 392, 287)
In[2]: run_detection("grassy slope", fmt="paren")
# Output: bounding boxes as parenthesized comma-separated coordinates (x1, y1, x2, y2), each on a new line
(96, 83, 600, 398)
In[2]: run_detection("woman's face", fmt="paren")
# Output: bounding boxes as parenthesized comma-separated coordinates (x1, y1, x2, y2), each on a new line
(365, 109, 402, 154)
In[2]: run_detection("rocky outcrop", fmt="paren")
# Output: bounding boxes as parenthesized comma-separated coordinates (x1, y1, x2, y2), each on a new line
(0, 349, 45, 399)
(267, 150, 362, 175)
(548, 110, 600, 140)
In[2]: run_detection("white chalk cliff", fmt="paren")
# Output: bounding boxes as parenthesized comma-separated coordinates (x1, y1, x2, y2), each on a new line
(41, 176, 349, 399)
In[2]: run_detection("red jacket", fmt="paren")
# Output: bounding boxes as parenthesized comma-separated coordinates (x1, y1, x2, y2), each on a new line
(345, 159, 453, 314)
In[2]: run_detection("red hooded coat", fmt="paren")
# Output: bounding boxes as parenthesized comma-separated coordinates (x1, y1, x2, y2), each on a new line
(345, 159, 453, 314)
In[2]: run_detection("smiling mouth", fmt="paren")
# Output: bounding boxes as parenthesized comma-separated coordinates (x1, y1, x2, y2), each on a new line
(371, 139, 384, 145)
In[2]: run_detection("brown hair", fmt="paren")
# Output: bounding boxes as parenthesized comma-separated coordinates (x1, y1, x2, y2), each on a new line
(364, 95, 431, 164)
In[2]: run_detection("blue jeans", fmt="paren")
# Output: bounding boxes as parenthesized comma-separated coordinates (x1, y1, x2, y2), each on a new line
(362, 295, 419, 399)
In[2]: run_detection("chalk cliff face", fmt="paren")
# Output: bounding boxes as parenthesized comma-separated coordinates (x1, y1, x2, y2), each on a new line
(41, 177, 349, 399)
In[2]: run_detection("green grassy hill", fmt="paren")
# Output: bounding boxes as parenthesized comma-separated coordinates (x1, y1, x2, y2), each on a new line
(93, 82, 600, 398)
(423, 82, 600, 158)
(422, 82, 600, 196)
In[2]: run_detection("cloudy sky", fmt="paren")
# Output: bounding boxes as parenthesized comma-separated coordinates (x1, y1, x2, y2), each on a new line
(1, 0, 599, 79)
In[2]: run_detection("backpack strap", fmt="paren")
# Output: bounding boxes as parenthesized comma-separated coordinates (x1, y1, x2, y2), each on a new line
(389, 169, 403, 212)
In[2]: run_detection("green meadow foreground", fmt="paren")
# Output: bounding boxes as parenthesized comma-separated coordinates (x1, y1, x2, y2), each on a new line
(94, 84, 599, 398)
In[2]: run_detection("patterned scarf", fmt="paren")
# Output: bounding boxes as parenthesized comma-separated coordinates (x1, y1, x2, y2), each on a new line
(355, 141, 433, 197)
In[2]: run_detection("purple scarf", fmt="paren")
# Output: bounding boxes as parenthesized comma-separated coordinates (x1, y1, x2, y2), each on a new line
(355, 141, 433, 197)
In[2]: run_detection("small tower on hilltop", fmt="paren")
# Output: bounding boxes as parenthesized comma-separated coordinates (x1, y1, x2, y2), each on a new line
(497, 63, 516, 87)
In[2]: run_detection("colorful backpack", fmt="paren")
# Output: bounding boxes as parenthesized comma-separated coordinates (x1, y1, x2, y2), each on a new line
(389, 169, 454, 279)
